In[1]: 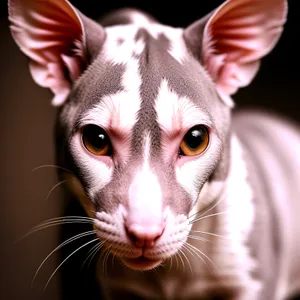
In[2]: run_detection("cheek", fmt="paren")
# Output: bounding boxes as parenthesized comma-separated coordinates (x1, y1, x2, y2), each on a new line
(175, 158, 203, 205)
(64, 173, 96, 218)
(70, 135, 113, 198)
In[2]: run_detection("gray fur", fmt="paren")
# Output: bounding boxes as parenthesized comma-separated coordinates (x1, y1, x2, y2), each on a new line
(56, 7, 300, 300)
(56, 8, 300, 299)
(8, 2, 300, 300)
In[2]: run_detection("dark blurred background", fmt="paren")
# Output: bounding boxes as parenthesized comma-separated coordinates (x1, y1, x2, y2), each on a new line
(0, 1, 299, 300)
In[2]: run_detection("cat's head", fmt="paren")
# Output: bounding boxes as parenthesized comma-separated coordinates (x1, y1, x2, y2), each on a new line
(9, 0, 287, 270)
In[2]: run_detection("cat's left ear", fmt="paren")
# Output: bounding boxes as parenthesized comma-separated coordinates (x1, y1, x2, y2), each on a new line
(184, 0, 288, 107)
(8, 0, 105, 106)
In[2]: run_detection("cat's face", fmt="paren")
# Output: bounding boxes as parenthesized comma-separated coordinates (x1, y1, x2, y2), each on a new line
(9, 0, 286, 270)
(57, 25, 231, 270)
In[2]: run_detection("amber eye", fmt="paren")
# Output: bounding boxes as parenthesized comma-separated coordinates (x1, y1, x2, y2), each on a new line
(179, 125, 209, 156)
(82, 125, 112, 156)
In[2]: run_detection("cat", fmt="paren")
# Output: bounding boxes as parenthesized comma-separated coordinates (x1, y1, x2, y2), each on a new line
(8, 0, 300, 299)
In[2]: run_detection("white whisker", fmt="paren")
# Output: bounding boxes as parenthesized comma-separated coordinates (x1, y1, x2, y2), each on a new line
(177, 249, 186, 271)
(111, 251, 116, 269)
(188, 195, 225, 220)
(45, 180, 68, 202)
(32, 164, 72, 173)
(189, 229, 228, 240)
(184, 242, 211, 272)
(190, 210, 229, 224)
(185, 242, 218, 274)
(32, 230, 96, 289)
(174, 253, 179, 270)
(187, 234, 211, 243)
(16, 217, 95, 243)
(81, 241, 103, 271)
(103, 246, 112, 276)
(38, 216, 95, 224)
(43, 238, 99, 292)
(180, 245, 193, 274)
(169, 256, 173, 271)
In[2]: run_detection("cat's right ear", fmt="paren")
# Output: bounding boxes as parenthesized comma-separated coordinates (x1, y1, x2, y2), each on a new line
(8, 0, 105, 106)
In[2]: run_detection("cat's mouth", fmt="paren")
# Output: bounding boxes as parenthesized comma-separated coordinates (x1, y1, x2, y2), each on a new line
(122, 256, 163, 270)
(94, 209, 190, 271)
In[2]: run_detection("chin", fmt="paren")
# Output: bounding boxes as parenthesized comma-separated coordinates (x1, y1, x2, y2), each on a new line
(122, 257, 163, 271)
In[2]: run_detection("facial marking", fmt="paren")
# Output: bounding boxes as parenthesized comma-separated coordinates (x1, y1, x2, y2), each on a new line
(127, 11, 154, 26)
(105, 24, 187, 63)
(70, 135, 113, 200)
(155, 79, 212, 136)
(78, 28, 144, 148)
(127, 133, 163, 223)
(104, 26, 145, 63)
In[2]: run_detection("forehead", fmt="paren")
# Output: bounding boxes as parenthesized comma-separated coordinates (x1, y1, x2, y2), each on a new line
(63, 24, 219, 134)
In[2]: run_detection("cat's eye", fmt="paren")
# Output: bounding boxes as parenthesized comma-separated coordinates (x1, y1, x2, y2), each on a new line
(179, 125, 209, 156)
(82, 125, 112, 156)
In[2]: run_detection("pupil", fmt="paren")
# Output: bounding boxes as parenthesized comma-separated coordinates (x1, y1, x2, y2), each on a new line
(186, 129, 204, 149)
(85, 125, 108, 150)
(95, 133, 106, 149)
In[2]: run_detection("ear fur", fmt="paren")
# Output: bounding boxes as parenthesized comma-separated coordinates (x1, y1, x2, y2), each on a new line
(8, 0, 104, 106)
(184, 0, 288, 107)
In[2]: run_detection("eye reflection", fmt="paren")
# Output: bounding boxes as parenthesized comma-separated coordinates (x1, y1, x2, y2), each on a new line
(82, 125, 112, 156)
(179, 125, 209, 156)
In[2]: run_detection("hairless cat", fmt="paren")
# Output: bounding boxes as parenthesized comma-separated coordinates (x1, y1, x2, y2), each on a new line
(8, 0, 300, 299)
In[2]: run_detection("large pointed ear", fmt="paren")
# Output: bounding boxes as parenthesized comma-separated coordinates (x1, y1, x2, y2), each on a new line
(8, 0, 105, 106)
(184, 0, 288, 107)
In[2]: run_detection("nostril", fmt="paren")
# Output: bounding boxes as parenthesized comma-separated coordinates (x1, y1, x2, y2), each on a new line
(126, 224, 164, 248)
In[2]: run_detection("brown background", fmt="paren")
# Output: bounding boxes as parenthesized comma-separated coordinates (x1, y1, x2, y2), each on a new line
(0, 0, 299, 299)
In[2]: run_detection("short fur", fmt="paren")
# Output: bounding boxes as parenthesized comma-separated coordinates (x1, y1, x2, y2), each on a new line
(8, 0, 300, 299)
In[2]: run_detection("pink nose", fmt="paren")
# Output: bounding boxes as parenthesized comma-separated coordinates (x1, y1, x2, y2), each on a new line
(126, 223, 164, 248)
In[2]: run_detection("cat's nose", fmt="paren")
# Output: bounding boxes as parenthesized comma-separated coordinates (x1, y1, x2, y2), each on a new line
(126, 223, 165, 248)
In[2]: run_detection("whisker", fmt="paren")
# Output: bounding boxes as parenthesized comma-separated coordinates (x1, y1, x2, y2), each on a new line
(37, 216, 95, 224)
(45, 180, 68, 203)
(100, 247, 108, 274)
(189, 230, 229, 240)
(188, 195, 225, 220)
(32, 230, 96, 289)
(16, 217, 95, 243)
(32, 164, 72, 173)
(177, 249, 186, 271)
(111, 251, 116, 269)
(184, 242, 211, 272)
(185, 242, 218, 274)
(26, 216, 94, 229)
(95, 238, 108, 270)
(90, 244, 104, 270)
(180, 245, 193, 274)
(102, 247, 111, 276)
(81, 241, 103, 271)
(190, 210, 229, 224)
(174, 253, 179, 270)
(168, 255, 173, 271)
(187, 234, 211, 243)
(43, 238, 99, 292)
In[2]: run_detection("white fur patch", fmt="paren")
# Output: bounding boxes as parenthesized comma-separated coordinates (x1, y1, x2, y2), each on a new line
(79, 28, 143, 141)
(105, 24, 187, 63)
(127, 11, 154, 26)
(154, 79, 212, 135)
(127, 133, 163, 223)
(189, 134, 261, 295)
(176, 158, 203, 202)
(104, 26, 145, 64)
(70, 135, 113, 200)
(224, 135, 254, 243)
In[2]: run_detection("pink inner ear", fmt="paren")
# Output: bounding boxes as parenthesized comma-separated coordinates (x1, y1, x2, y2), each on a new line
(9, 0, 86, 106)
(202, 0, 287, 98)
